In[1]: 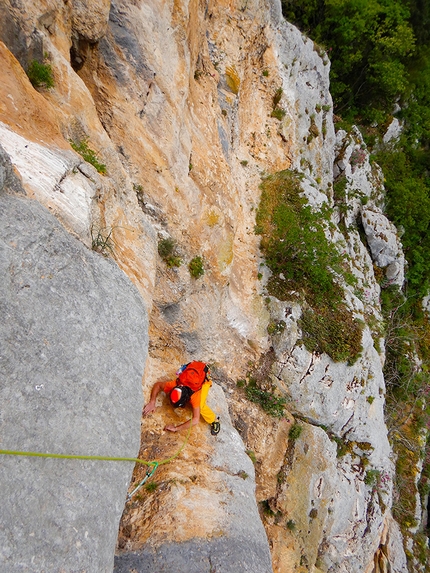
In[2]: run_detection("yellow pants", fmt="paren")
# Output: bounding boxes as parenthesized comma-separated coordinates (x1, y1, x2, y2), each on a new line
(200, 382, 216, 424)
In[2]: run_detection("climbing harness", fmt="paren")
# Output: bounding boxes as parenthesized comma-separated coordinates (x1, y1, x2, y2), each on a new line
(0, 417, 193, 502)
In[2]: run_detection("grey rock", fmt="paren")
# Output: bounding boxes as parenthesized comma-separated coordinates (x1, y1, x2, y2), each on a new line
(0, 144, 25, 196)
(0, 188, 148, 572)
(0, 4, 44, 71)
(114, 535, 273, 573)
(217, 119, 229, 160)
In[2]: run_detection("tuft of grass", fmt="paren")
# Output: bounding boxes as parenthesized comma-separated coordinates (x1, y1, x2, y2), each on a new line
(260, 500, 275, 517)
(158, 238, 182, 267)
(364, 469, 381, 487)
(145, 481, 158, 493)
(91, 225, 114, 256)
(270, 88, 286, 121)
(289, 423, 303, 441)
(27, 59, 54, 89)
(188, 255, 205, 278)
(271, 108, 286, 121)
(225, 65, 240, 94)
(299, 306, 363, 365)
(267, 320, 286, 335)
(244, 377, 286, 418)
(70, 139, 106, 174)
(273, 87, 283, 107)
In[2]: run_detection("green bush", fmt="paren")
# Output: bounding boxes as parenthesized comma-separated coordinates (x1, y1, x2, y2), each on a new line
(158, 238, 182, 268)
(255, 169, 363, 363)
(70, 139, 106, 174)
(188, 255, 205, 278)
(282, 0, 416, 123)
(289, 423, 303, 441)
(244, 377, 286, 418)
(364, 469, 381, 487)
(375, 145, 430, 296)
(273, 87, 283, 107)
(299, 306, 363, 365)
(26, 59, 54, 89)
(271, 108, 287, 121)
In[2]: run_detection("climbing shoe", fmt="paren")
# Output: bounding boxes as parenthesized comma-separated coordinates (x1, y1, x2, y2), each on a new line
(210, 417, 221, 436)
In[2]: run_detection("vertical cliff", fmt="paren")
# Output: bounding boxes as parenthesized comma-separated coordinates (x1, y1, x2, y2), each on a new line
(0, 0, 420, 571)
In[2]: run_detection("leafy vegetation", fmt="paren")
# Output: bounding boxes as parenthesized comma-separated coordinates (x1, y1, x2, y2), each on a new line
(255, 169, 363, 363)
(238, 375, 287, 418)
(282, 0, 430, 302)
(281, 0, 418, 123)
(26, 59, 54, 89)
(245, 377, 287, 418)
(70, 139, 106, 174)
(288, 423, 303, 441)
(158, 238, 182, 268)
(188, 255, 205, 278)
(381, 286, 430, 551)
(374, 145, 430, 295)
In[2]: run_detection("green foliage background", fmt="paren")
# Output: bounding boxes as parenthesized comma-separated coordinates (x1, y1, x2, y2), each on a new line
(280, 1, 430, 565)
(281, 1, 430, 297)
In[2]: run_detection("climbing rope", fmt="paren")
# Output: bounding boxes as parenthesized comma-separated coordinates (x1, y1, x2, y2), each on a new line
(0, 417, 193, 502)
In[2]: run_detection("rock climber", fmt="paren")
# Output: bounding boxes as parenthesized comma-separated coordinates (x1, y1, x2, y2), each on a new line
(143, 361, 221, 435)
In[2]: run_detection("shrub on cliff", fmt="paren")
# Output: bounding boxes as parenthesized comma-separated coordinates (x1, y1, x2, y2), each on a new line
(255, 171, 363, 363)
(26, 59, 54, 90)
(70, 139, 106, 175)
(256, 170, 363, 364)
(158, 238, 182, 268)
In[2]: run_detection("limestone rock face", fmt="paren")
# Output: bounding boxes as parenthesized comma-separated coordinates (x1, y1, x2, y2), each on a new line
(0, 146, 148, 572)
(333, 127, 405, 287)
(115, 385, 273, 573)
(0, 0, 413, 571)
(71, 0, 111, 43)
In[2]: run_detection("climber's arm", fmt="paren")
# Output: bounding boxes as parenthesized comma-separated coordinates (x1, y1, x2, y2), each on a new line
(164, 405, 200, 432)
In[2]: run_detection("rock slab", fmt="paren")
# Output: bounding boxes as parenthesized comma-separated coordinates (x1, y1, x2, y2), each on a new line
(0, 147, 148, 572)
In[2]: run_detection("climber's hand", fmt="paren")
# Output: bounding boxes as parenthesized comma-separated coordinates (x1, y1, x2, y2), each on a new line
(143, 401, 156, 416)
(164, 424, 177, 432)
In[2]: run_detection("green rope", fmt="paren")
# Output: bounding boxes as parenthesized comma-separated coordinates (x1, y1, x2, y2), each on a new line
(0, 417, 193, 467)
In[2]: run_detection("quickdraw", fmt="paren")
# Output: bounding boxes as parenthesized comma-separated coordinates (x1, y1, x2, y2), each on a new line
(126, 461, 159, 502)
